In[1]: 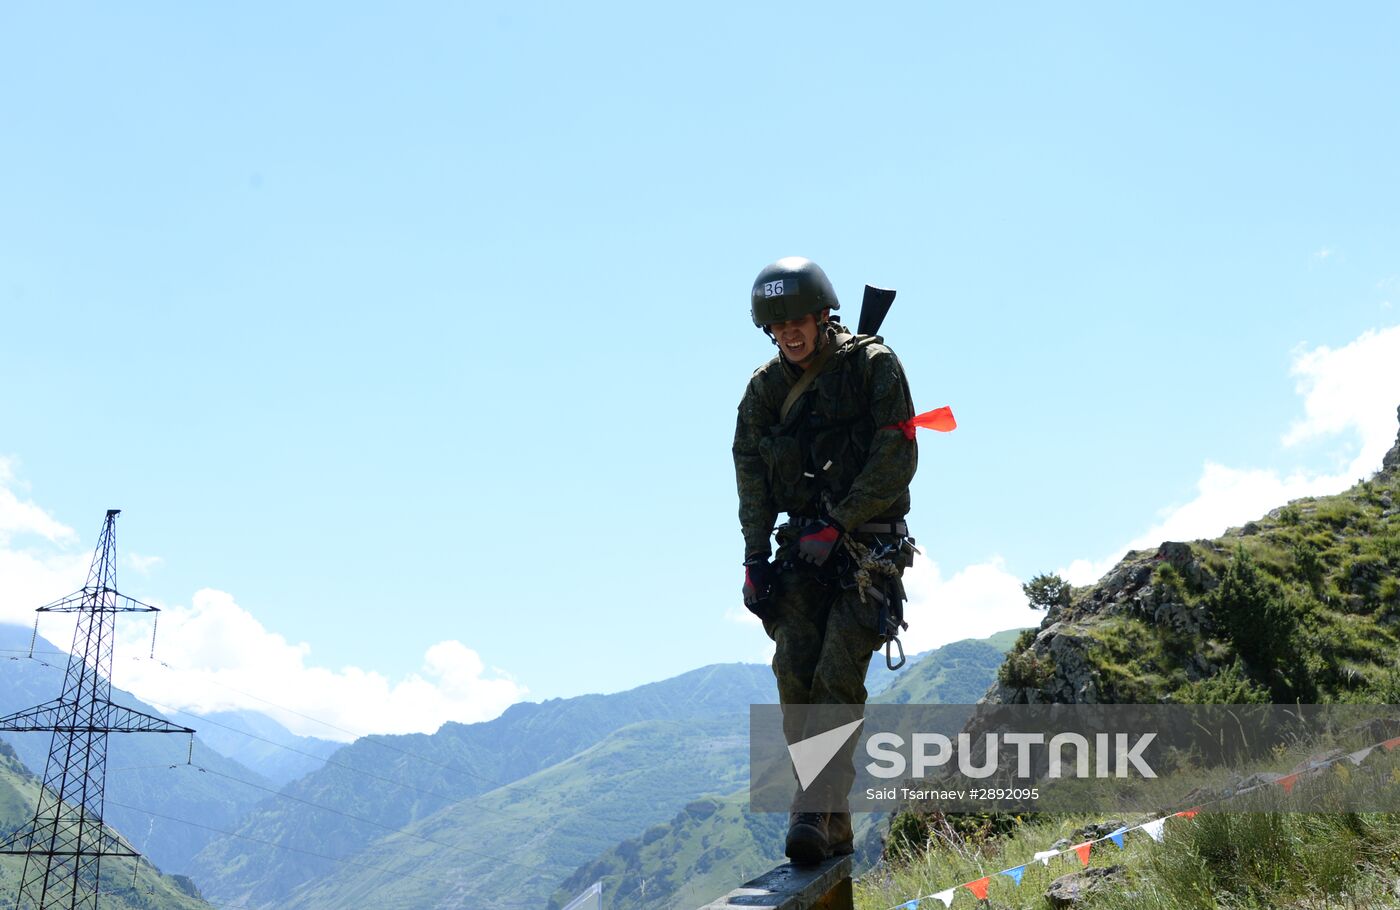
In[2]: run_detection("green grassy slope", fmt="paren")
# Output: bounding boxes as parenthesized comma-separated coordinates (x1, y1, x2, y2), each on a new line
(275, 716, 750, 910)
(0, 740, 211, 910)
(874, 631, 1025, 705)
(190, 664, 774, 907)
(864, 414, 1400, 909)
(543, 632, 1020, 910)
(0, 625, 274, 876)
(992, 452, 1400, 707)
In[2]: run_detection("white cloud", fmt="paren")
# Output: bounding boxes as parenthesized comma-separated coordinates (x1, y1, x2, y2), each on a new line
(0, 548, 89, 628)
(1283, 326, 1400, 474)
(0, 460, 76, 547)
(0, 465, 528, 741)
(899, 554, 1032, 653)
(109, 589, 527, 741)
(126, 552, 163, 574)
(1064, 324, 1400, 587)
(1060, 554, 1121, 588)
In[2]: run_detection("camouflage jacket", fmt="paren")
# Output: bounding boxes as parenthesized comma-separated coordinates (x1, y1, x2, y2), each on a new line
(732, 322, 918, 559)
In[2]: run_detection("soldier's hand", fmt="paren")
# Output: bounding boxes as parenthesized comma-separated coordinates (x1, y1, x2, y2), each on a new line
(796, 519, 843, 567)
(742, 556, 777, 616)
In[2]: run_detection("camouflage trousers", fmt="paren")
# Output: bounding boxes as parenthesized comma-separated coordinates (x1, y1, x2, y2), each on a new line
(761, 559, 892, 810)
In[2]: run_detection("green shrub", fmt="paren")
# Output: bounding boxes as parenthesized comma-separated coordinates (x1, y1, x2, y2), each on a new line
(1022, 573, 1071, 612)
(1290, 538, 1325, 592)
(1170, 661, 1269, 704)
(1206, 547, 1316, 701)
(997, 648, 1052, 691)
(884, 811, 932, 860)
(1152, 562, 1186, 601)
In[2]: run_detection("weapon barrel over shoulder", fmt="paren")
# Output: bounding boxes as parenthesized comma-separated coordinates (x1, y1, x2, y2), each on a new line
(857, 285, 896, 336)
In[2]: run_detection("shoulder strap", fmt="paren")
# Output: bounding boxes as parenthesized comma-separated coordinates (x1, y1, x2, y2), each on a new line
(778, 333, 853, 422)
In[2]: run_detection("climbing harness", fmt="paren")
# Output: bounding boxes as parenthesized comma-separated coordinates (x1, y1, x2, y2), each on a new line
(840, 535, 917, 671)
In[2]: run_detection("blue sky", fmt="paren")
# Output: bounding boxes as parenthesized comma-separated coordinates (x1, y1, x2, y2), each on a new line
(2, 3, 1398, 738)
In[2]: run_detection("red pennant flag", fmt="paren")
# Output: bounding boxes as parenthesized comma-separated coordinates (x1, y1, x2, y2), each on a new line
(965, 877, 991, 901)
(1178, 808, 1200, 819)
(886, 406, 957, 440)
(1381, 737, 1400, 752)
(1074, 842, 1092, 866)
(1279, 773, 1301, 794)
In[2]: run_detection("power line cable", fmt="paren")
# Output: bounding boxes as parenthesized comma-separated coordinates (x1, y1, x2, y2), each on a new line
(126, 654, 529, 791)
(10, 643, 718, 881)
(106, 795, 554, 907)
(176, 762, 558, 877)
(102, 800, 538, 893)
(12, 652, 608, 846)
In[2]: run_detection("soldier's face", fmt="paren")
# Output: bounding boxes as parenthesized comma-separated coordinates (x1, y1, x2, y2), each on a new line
(769, 313, 822, 367)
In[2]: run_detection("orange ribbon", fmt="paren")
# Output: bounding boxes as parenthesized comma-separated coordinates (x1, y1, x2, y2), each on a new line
(886, 405, 957, 440)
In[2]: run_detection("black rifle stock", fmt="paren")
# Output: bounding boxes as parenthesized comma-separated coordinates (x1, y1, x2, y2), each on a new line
(857, 285, 896, 336)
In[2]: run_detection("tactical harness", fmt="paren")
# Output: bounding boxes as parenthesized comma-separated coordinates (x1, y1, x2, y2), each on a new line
(771, 330, 916, 671)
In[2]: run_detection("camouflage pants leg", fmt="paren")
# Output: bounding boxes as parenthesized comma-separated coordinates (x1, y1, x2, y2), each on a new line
(762, 567, 885, 810)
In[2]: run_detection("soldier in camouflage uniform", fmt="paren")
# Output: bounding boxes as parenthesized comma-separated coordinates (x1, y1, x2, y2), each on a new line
(733, 256, 918, 864)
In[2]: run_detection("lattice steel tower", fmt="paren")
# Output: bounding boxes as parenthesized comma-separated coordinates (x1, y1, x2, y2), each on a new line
(0, 510, 194, 910)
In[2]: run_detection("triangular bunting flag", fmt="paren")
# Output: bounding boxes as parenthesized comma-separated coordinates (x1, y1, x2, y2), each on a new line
(1179, 807, 1200, 819)
(899, 901, 920, 909)
(931, 888, 956, 908)
(1000, 865, 1026, 886)
(1074, 842, 1092, 866)
(1381, 736, 1400, 752)
(1109, 826, 1128, 849)
(1278, 772, 1301, 795)
(1032, 849, 1058, 866)
(1143, 818, 1167, 843)
(965, 877, 991, 901)
(1349, 746, 1376, 765)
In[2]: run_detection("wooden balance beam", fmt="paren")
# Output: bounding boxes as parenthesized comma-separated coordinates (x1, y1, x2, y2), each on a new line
(697, 856, 854, 910)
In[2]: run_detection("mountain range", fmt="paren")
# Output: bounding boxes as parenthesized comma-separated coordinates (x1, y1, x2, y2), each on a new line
(0, 618, 1021, 908)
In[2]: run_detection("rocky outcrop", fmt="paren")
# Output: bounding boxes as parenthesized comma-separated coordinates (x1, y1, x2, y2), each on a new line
(984, 402, 1400, 709)
(1383, 405, 1400, 475)
(982, 541, 1217, 705)
(1045, 866, 1126, 907)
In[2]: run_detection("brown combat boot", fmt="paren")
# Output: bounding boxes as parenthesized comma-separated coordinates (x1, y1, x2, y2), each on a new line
(785, 811, 829, 865)
(826, 811, 854, 855)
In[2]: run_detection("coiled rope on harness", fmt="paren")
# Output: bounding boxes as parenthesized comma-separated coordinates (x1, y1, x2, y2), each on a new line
(841, 537, 909, 670)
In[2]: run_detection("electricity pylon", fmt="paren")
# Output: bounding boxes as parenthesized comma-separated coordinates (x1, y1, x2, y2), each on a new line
(0, 510, 195, 910)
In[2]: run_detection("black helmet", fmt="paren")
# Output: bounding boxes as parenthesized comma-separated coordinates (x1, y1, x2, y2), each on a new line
(749, 257, 840, 327)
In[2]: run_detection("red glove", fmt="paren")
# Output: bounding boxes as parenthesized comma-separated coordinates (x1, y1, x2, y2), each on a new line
(796, 519, 843, 567)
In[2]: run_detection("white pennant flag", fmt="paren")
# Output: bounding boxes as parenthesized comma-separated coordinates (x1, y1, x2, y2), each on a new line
(1032, 849, 1058, 866)
(931, 888, 956, 908)
(1349, 746, 1376, 765)
(1143, 818, 1167, 843)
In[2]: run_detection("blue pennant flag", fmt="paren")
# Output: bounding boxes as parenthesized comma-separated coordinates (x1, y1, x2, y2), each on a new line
(1000, 865, 1026, 885)
(1109, 827, 1128, 849)
(900, 901, 921, 909)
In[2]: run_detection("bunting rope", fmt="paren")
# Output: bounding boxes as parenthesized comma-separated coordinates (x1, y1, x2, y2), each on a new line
(881, 732, 1400, 908)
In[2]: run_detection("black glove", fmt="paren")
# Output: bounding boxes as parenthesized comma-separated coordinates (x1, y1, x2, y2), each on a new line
(742, 556, 777, 617)
(795, 518, 844, 567)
